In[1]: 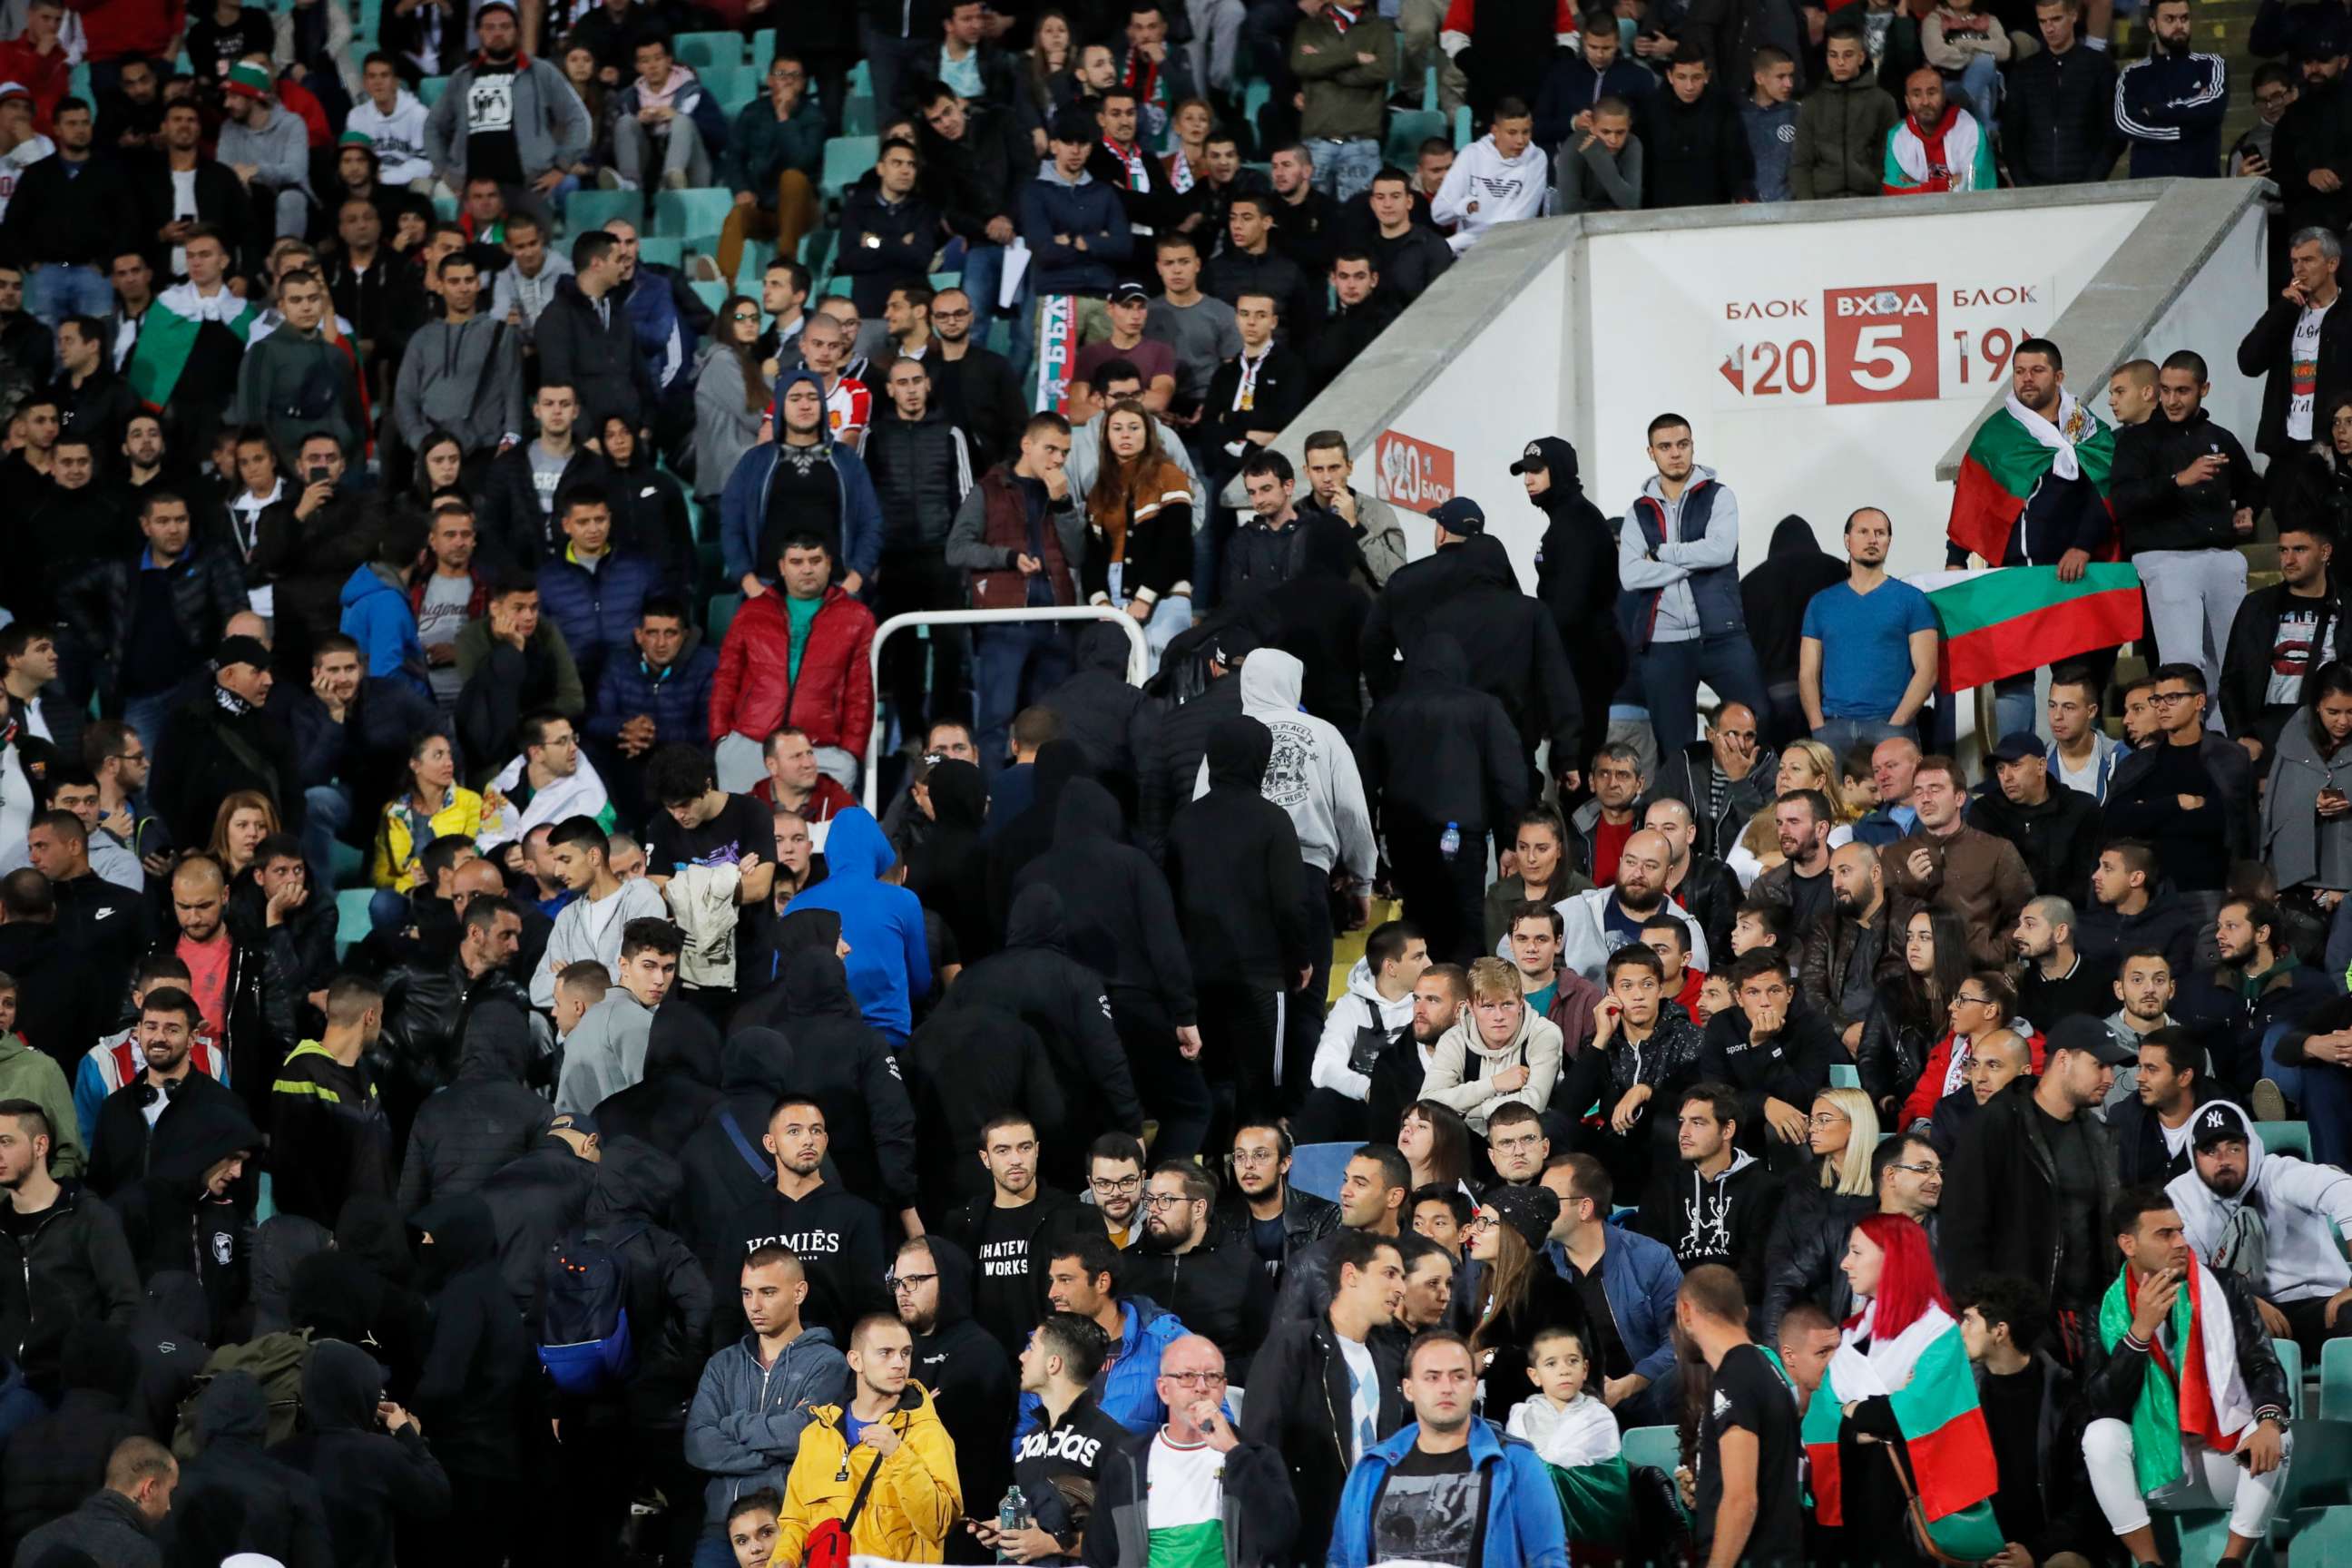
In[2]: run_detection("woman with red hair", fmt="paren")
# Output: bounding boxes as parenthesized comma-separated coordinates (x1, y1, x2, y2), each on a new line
(1800, 1212, 2004, 1563)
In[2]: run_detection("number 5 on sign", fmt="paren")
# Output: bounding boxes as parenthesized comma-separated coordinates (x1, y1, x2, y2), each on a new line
(1823, 284, 1938, 405)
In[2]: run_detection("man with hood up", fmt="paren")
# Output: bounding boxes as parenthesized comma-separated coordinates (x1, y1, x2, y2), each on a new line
(593, 1000, 723, 1156)
(1360, 634, 1529, 965)
(2168, 1099, 2352, 1357)
(1740, 514, 1850, 747)
(0, 1319, 145, 1556)
(1167, 718, 1311, 1133)
(943, 886, 1144, 1175)
(677, 1025, 797, 1267)
(270, 1337, 451, 1568)
(720, 367, 887, 599)
(405, 1191, 532, 1562)
(1040, 622, 1159, 813)
(910, 1004, 1072, 1210)
(1520, 435, 1624, 779)
(394, 995, 552, 1212)
(472, 1111, 600, 1321)
(897, 1232, 1016, 1554)
(176, 1368, 333, 1568)
(105, 1086, 260, 1339)
(786, 808, 934, 1045)
(1016, 779, 1210, 1156)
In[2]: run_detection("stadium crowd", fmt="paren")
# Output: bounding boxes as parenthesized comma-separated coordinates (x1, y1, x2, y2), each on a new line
(0, 0, 2349, 1563)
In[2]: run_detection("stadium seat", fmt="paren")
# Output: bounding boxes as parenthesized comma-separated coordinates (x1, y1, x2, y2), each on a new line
(2323, 1338, 2352, 1421)
(417, 74, 448, 106)
(842, 93, 878, 136)
(1286, 1142, 1354, 1202)
(1829, 1063, 1859, 1090)
(1620, 1425, 1678, 1479)
(707, 592, 742, 645)
(336, 888, 374, 956)
(1453, 104, 1473, 148)
(848, 59, 871, 95)
(1386, 109, 1442, 166)
(750, 32, 776, 72)
(822, 135, 879, 198)
(927, 271, 963, 293)
(655, 185, 735, 238)
(689, 279, 728, 313)
(564, 188, 639, 237)
(2259, 1120, 2312, 1160)
(672, 29, 741, 69)
(2278, 1338, 2304, 1418)
(637, 235, 684, 270)
(696, 59, 755, 105)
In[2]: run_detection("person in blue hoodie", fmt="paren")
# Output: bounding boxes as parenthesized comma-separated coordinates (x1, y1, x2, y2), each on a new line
(1532, 14, 1658, 151)
(1325, 1330, 1571, 1568)
(1016, 106, 1132, 359)
(338, 528, 430, 699)
(720, 368, 885, 597)
(782, 808, 931, 1044)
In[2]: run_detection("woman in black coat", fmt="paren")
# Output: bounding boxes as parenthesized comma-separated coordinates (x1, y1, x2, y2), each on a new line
(1465, 1183, 1586, 1423)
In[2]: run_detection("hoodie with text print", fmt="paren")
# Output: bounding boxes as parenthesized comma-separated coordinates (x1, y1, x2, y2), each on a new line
(1430, 130, 1552, 254)
(1191, 649, 1376, 887)
(1633, 1144, 1781, 1303)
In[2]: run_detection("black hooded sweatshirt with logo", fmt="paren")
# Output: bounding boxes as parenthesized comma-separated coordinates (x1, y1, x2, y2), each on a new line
(912, 1233, 1017, 1554)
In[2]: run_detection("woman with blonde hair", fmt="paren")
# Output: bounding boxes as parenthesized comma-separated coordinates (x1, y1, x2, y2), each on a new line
(1727, 739, 1858, 886)
(208, 791, 281, 884)
(1758, 1086, 1882, 1336)
(1083, 397, 1196, 659)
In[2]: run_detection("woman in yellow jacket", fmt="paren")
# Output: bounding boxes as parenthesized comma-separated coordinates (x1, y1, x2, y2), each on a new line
(771, 1320, 961, 1567)
(369, 730, 483, 929)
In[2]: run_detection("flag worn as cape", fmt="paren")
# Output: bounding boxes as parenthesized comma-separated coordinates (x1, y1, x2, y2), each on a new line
(2096, 1259, 2258, 1495)
(1800, 1301, 2002, 1548)
(125, 283, 260, 411)
(1946, 387, 2115, 564)
(1910, 564, 2146, 690)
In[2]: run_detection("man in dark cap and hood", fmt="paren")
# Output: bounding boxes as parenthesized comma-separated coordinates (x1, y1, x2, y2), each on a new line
(158, 632, 307, 847)
(174, 1368, 334, 1568)
(896, 1231, 1015, 1561)
(272, 1336, 452, 1566)
(1520, 436, 1624, 779)
(676, 1024, 799, 1266)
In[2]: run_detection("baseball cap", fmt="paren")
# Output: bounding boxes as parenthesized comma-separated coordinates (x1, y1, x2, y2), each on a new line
(1210, 623, 1261, 668)
(2191, 1101, 2252, 1151)
(475, 0, 519, 18)
(551, 1108, 599, 1138)
(214, 634, 271, 672)
(2048, 1014, 2136, 1068)
(1429, 496, 1485, 534)
(1988, 730, 2043, 765)
(1109, 281, 1151, 306)
(1508, 440, 1549, 475)
(337, 129, 376, 150)
(0, 82, 31, 105)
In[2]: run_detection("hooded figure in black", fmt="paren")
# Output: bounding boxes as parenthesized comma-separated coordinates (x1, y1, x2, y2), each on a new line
(126, 1270, 213, 1440)
(270, 1337, 451, 1568)
(1524, 436, 1625, 777)
(1740, 514, 1848, 747)
(0, 1320, 143, 1561)
(1014, 779, 1195, 1024)
(1038, 624, 1159, 819)
(302, 1197, 432, 1398)
(1360, 633, 1532, 963)
(106, 1085, 261, 1339)
(942, 886, 1144, 1186)
(594, 997, 726, 1156)
(902, 1233, 1015, 1564)
(393, 995, 554, 1213)
(736, 902, 844, 1011)
(677, 1025, 799, 1268)
(906, 758, 994, 963)
(1165, 716, 1310, 1029)
(985, 740, 1093, 933)
(404, 1192, 533, 1558)
(730, 948, 920, 1226)
(175, 1369, 334, 1568)
(1261, 514, 1373, 734)
(910, 1003, 1071, 1210)
(474, 1121, 600, 1322)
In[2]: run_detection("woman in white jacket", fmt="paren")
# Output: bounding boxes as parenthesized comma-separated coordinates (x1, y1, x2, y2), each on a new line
(1417, 956, 1563, 1134)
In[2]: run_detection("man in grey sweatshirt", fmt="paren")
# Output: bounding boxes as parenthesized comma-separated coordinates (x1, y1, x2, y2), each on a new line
(425, 1, 593, 227)
(552, 915, 678, 1113)
(394, 249, 525, 453)
(219, 61, 313, 238)
(1554, 98, 1643, 212)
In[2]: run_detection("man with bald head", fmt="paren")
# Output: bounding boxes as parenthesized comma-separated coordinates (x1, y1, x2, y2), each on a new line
(1087, 1334, 1297, 1568)
(1653, 701, 1779, 860)
(158, 854, 296, 1119)
(1556, 828, 1712, 982)
(1798, 505, 1938, 759)
(1799, 841, 1889, 1051)
(1644, 796, 1740, 960)
(1853, 734, 1924, 846)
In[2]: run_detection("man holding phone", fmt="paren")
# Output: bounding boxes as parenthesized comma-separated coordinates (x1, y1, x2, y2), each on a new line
(1082, 1336, 1298, 1568)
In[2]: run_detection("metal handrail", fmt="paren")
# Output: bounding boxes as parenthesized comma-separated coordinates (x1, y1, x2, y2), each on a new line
(861, 605, 1152, 811)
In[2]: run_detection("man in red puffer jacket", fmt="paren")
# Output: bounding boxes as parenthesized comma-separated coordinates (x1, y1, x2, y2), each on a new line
(709, 526, 876, 795)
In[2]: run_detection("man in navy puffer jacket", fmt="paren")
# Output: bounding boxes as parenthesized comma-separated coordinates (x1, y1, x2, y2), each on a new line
(536, 483, 661, 692)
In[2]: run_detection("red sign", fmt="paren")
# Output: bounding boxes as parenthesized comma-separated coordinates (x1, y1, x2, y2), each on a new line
(1822, 282, 1939, 406)
(1376, 430, 1455, 509)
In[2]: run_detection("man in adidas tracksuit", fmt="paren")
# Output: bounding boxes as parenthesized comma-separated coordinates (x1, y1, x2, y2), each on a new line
(2114, 0, 2227, 177)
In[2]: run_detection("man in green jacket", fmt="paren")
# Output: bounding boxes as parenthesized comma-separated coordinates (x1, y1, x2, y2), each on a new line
(234, 269, 367, 467)
(1791, 21, 1900, 199)
(0, 982, 83, 1180)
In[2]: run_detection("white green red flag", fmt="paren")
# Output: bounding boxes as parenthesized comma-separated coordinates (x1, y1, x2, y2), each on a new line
(1910, 564, 2144, 691)
(1945, 388, 2115, 564)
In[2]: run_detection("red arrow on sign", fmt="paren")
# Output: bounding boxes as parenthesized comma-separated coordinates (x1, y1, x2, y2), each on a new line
(1719, 351, 1744, 394)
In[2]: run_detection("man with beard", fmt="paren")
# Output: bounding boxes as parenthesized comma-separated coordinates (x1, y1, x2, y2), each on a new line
(1083, 1133, 1147, 1250)
(2104, 948, 2182, 1101)
(1212, 1121, 1340, 1285)
(2168, 1100, 2352, 1355)
(2222, 517, 2344, 760)
(2180, 896, 2336, 1099)
(1879, 754, 2034, 969)
(1641, 798, 1739, 964)
(1122, 1161, 1274, 1382)
(421, 1, 591, 225)
(268, 971, 393, 1226)
(1798, 842, 1890, 1053)
(941, 1112, 1091, 1358)
(2115, 0, 2228, 177)
(1974, 729, 2103, 906)
(895, 1234, 1014, 1561)
(718, 1096, 892, 1339)
(977, 1313, 1124, 1565)
(0, 1100, 138, 1395)
(1556, 829, 1711, 983)
(2109, 1028, 2210, 1186)
(84, 985, 250, 1199)
(1751, 789, 1836, 934)
(2012, 896, 2111, 1023)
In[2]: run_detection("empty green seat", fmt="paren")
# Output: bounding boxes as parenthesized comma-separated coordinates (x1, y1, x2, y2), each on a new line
(2259, 1120, 2312, 1160)
(655, 185, 736, 238)
(821, 135, 878, 198)
(1386, 109, 1442, 166)
(708, 592, 743, 645)
(417, 74, 448, 106)
(637, 235, 685, 270)
(672, 29, 740, 69)
(336, 888, 374, 957)
(2322, 1338, 2352, 1420)
(695, 58, 755, 105)
(689, 278, 728, 313)
(842, 93, 877, 135)
(2278, 1338, 2305, 1419)
(564, 188, 640, 237)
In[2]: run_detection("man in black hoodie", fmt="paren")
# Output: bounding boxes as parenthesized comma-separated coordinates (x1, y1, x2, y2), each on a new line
(175, 1369, 335, 1568)
(1360, 637, 1529, 965)
(394, 995, 553, 1211)
(1740, 514, 1850, 749)
(897, 1231, 1015, 1561)
(910, 1003, 1075, 1210)
(103, 1067, 260, 1340)
(1696, 948, 1841, 1175)
(1639, 49, 1757, 207)
(677, 1025, 797, 1267)
(1140, 623, 1258, 858)
(158, 634, 308, 848)
(276, 1336, 451, 1567)
(744, 948, 921, 1231)
(377, 897, 534, 1155)
(593, 1001, 724, 1157)
(405, 1190, 537, 1563)
(1041, 622, 1160, 814)
(716, 1093, 893, 1340)
(1632, 1082, 1781, 1305)
(942, 1111, 1093, 1357)
(1122, 1160, 1275, 1381)
(1519, 436, 1623, 778)
(473, 1110, 600, 1322)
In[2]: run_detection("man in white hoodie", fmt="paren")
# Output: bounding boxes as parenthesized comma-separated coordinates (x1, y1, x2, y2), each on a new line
(348, 53, 436, 188)
(1304, 919, 1431, 1142)
(1552, 828, 1710, 983)
(2168, 1100, 2352, 1357)
(476, 710, 615, 860)
(1429, 96, 1551, 254)
(1417, 955, 1563, 1134)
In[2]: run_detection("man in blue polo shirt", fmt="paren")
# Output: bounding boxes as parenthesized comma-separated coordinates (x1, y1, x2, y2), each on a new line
(1798, 507, 1940, 758)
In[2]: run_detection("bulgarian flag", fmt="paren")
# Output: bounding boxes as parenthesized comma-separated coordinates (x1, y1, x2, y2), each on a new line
(125, 282, 260, 411)
(2096, 1256, 2262, 1495)
(1800, 1303, 2004, 1560)
(1911, 564, 2146, 691)
(1947, 386, 2116, 565)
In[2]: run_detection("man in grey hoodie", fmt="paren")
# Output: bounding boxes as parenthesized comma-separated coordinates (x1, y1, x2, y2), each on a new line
(219, 61, 313, 239)
(423, 1, 593, 226)
(394, 249, 525, 455)
(554, 916, 681, 1114)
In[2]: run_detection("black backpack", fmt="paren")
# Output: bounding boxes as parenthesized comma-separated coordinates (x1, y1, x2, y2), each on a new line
(536, 1223, 643, 1395)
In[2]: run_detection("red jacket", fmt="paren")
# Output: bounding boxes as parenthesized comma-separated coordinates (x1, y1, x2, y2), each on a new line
(69, 0, 182, 64)
(1898, 1024, 2048, 1129)
(710, 585, 876, 760)
(750, 771, 856, 821)
(0, 40, 70, 131)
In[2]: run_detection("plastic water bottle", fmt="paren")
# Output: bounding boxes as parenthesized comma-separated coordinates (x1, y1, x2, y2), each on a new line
(996, 1485, 1030, 1563)
(1439, 821, 1461, 862)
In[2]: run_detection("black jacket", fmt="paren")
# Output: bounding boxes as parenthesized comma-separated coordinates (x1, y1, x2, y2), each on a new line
(1120, 1230, 1275, 1380)
(1759, 1180, 1875, 1338)
(377, 956, 536, 1132)
(249, 492, 384, 675)
(1083, 1426, 1299, 1568)
(474, 1132, 599, 1324)
(1042, 622, 1161, 792)
(1672, 853, 1746, 972)
(1527, 437, 1624, 730)
(2223, 573, 2346, 751)
(677, 1025, 800, 1268)
(85, 1060, 254, 1206)
(1014, 779, 1197, 1022)
(2075, 890, 2201, 981)
(1237, 1316, 1406, 1562)
(131, 153, 251, 272)
(910, 1234, 1018, 1521)
(573, 1138, 713, 1427)
(1695, 1004, 1841, 1169)
(2107, 729, 2256, 868)
(1796, 909, 1896, 1037)
(1166, 717, 1312, 994)
(1361, 633, 1530, 837)
(1303, 292, 1398, 394)
(931, 342, 1028, 473)
(1741, 514, 1847, 690)
(271, 1338, 452, 1564)
(1220, 508, 1309, 605)
(0, 922, 111, 1071)
(1939, 1079, 2118, 1303)
(0, 1323, 143, 1558)
(837, 185, 946, 315)
(138, 929, 298, 1126)
(921, 102, 1031, 242)
(1, 147, 137, 266)
(476, 440, 610, 570)
(1259, 517, 1373, 731)
(2002, 42, 2122, 186)
(733, 947, 920, 1215)
(593, 1000, 724, 1158)
(392, 994, 554, 1211)
(535, 276, 658, 434)
(1209, 1183, 1340, 1285)
(156, 680, 309, 848)
(868, 404, 975, 551)
(1639, 85, 1756, 207)
(1140, 666, 1245, 858)
(2112, 407, 2260, 554)
(944, 886, 1144, 1141)
(2080, 1259, 2289, 1423)
(2108, 1076, 2216, 1188)
(0, 1181, 142, 1388)
(1364, 220, 1454, 306)
(910, 1003, 1071, 1211)
(405, 1192, 539, 1478)
(2239, 288, 2352, 458)
(1967, 779, 2104, 907)
(111, 1082, 258, 1356)
(177, 1370, 334, 1568)
(1634, 1151, 1784, 1305)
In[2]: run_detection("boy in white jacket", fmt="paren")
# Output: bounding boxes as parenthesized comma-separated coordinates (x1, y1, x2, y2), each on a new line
(1507, 1324, 1622, 1466)
(346, 54, 436, 187)
(1431, 99, 1553, 254)
(1307, 924, 1430, 1128)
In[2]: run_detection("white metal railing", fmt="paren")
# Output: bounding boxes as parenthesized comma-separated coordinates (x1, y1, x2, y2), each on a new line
(862, 605, 1151, 812)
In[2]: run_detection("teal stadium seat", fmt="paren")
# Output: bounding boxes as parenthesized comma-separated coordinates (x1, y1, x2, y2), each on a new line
(707, 592, 742, 646)
(2323, 1338, 2352, 1420)
(1386, 109, 1442, 166)
(336, 888, 374, 957)
(656, 185, 736, 238)
(564, 188, 639, 237)
(821, 135, 878, 199)
(2259, 1120, 2312, 1160)
(2278, 1338, 2305, 1418)
(842, 94, 878, 136)
(636, 235, 684, 270)
(694, 59, 755, 106)
(689, 279, 728, 313)
(671, 29, 741, 69)
(417, 74, 448, 106)
(1830, 1063, 1860, 1090)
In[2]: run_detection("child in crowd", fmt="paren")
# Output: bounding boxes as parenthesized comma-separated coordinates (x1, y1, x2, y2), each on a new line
(1508, 1326, 1631, 1548)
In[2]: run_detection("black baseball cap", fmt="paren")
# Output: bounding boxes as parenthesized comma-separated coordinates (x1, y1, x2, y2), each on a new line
(1109, 281, 1151, 306)
(2048, 1014, 2136, 1068)
(2191, 1102, 2252, 1151)
(1989, 730, 2043, 765)
(1429, 496, 1485, 534)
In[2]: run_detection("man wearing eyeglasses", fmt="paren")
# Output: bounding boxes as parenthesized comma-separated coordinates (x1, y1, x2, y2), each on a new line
(1211, 1121, 1338, 1282)
(1125, 1160, 1275, 1382)
(894, 1233, 1017, 1554)
(942, 1112, 1093, 1358)
(2104, 662, 2253, 940)
(1025, 1233, 1192, 1439)
(1083, 1336, 1298, 1568)
(1761, 1131, 1947, 1339)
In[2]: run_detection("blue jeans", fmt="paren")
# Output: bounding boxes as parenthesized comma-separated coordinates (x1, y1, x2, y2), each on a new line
(1633, 632, 1768, 754)
(368, 887, 411, 933)
(953, 239, 1024, 371)
(304, 783, 352, 885)
(1307, 138, 1381, 202)
(26, 264, 114, 338)
(1992, 672, 2037, 746)
(973, 622, 1073, 769)
(1945, 53, 2000, 138)
(689, 1531, 735, 1568)
(1814, 717, 1911, 760)
(120, 689, 175, 769)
